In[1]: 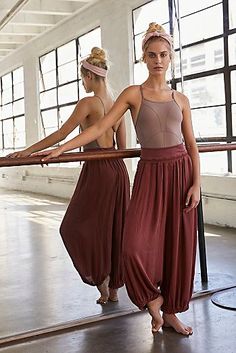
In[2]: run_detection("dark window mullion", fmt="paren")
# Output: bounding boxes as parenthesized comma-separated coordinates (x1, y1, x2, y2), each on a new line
(223, 0, 233, 172)
(55, 49, 60, 130)
(76, 37, 80, 100)
(39, 58, 45, 92)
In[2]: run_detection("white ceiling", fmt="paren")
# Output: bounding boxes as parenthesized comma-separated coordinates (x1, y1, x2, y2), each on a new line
(0, 0, 99, 62)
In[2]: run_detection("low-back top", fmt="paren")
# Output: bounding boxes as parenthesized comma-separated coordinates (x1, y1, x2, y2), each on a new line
(82, 96, 114, 151)
(135, 86, 183, 148)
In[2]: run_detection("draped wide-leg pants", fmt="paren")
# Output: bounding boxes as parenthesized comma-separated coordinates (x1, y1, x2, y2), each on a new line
(123, 143, 197, 313)
(60, 148, 130, 289)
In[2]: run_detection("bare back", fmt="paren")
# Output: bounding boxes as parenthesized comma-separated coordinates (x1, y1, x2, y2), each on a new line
(80, 96, 115, 150)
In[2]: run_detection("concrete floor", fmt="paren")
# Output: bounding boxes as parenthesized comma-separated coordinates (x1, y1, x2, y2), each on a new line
(0, 189, 236, 353)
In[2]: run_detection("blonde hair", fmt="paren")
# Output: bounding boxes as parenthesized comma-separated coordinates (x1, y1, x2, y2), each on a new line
(142, 22, 174, 61)
(81, 47, 108, 79)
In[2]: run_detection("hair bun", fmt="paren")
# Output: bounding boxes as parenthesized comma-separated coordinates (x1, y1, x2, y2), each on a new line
(147, 22, 165, 34)
(90, 47, 106, 62)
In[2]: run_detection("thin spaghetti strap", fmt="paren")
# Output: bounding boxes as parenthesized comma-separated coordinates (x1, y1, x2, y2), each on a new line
(171, 89, 175, 100)
(140, 85, 144, 99)
(94, 95, 106, 114)
(95, 95, 116, 133)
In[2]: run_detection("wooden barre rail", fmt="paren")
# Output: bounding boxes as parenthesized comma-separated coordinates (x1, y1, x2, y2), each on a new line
(0, 143, 236, 167)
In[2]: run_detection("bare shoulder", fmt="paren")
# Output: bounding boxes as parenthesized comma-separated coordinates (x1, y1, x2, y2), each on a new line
(78, 96, 97, 105)
(173, 90, 190, 114)
(75, 96, 100, 111)
(122, 85, 141, 96)
(119, 85, 141, 106)
(174, 90, 190, 109)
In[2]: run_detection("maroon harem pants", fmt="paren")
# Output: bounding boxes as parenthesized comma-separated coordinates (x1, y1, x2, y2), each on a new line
(123, 143, 197, 313)
(60, 148, 130, 289)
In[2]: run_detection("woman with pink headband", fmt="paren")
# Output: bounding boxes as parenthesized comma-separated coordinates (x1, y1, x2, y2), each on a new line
(8, 47, 130, 305)
(30, 23, 200, 335)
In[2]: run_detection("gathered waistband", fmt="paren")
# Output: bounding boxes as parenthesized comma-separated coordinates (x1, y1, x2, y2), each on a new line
(83, 146, 115, 152)
(140, 143, 188, 162)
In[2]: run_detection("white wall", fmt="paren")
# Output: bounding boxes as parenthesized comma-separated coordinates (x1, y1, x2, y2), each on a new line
(201, 175, 236, 228)
(0, 0, 235, 228)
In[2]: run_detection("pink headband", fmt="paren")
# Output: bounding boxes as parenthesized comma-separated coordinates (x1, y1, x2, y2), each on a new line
(142, 31, 172, 50)
(81, 59, 107, 77)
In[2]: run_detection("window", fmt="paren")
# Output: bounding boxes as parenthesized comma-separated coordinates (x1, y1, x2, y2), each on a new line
(133, 1, 170, 86)
(133, 0, 235, 174)
(190, 54, 206, 69)
(214, 49, 223, 64)
(0, 67, 25, 154)
(39, 27, 101, 145)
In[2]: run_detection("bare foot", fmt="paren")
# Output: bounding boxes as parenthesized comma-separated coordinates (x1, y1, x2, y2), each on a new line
(147, 295, 164, 333)
(163, 313, 193, 335)
(109, 288, 118, 302)
(96, 276, 109, 305)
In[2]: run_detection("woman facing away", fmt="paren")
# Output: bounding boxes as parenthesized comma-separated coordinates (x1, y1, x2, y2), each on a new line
(11, 23, 200, 335)
(8, 47, 130, 305)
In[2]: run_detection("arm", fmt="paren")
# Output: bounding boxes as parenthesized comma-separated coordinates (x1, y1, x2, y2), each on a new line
(41, 89, 131, 161)
(181, 95, 201, 212)
(115, 117, 126, 149)
(8, 98, 90, 158)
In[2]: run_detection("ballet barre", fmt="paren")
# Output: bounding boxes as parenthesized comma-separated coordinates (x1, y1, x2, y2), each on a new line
(0, 143, 236, 168)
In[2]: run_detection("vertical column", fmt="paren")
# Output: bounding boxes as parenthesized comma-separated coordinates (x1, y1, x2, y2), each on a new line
(23, 55, 41, 146)
(101, 0, 136, 176)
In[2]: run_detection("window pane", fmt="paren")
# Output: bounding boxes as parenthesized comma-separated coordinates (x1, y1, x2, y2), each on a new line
(179, 0, 221, 17)
(229, 0, 236, 29)
(2, 103, 13, 119)
(13, 67, 24, 84)
(134, 33, 143, 62)
(40, 51, 56, 74)
(229, 33, 236, 65)
(58, 105, 79, 143)
(15, 116, 25, 148)
(191, 106, 226, 138)
(232, 151, 236, 174)
(0, 122, 3, 149)
(40, 70, 56, 91)
(58, 82, 78, 105)
(133, 62, 148, 84)
(178, 74, 225, 108)
(200, 151, 227, 174)
(3, 119, 13, 148)
(133, 0, 169, 35)
(232, 104, 236, 135)
(13, 99, 24, 116)
(174, 5, 223, 46)
(58, 40, 76, 66)
(14, 82, 24, 100)
(231, 71, 236, 103)
(175, 39, 224, 77)
(41, 109, 58, 137)
(78, 80, 88, 99)
(40, 89, 57, 109)
(2, 73, 12, 89)
(58, 61, 77, 85)
(2, 88, 12, 104)
(59, 105, 75, 126)
(15, 115, 25, 133)
(79, 28, 101, 58)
